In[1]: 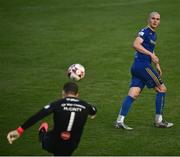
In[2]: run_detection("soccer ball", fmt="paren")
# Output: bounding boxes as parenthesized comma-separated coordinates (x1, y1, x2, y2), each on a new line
(68, 64, 85, 81)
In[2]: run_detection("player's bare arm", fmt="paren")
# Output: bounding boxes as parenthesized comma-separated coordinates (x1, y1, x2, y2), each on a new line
(155, 63, 162, 76)
(153, 52, 162, 76)
(133, 36, 159, 64)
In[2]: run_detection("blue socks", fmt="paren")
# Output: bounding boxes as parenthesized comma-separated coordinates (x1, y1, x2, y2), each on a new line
(119, 96, 134, 116)
(117, 92, 166, 123)
(156, 92, 165, 114)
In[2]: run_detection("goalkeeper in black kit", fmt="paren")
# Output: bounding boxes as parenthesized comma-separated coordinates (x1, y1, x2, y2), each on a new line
(7, 82, 97, 156)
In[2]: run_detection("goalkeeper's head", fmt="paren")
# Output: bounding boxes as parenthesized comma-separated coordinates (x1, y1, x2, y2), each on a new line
(62, 82, 79, 98)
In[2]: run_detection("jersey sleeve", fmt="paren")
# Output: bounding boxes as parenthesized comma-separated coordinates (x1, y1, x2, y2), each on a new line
(88, 104, 97, 116)
(137, 29, 147, 40)
(21, 103, 55, 130)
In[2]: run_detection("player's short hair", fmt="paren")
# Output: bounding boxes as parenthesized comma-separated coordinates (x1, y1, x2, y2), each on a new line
(63, 82, 79, 95)
(148, 11, 160, 21)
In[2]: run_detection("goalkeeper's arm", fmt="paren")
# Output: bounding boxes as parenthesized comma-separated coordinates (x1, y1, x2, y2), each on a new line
(7, 104, 54, 144)
(7, 127, 24, 144)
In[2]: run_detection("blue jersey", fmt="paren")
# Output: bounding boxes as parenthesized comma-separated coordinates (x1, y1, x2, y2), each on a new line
(130, 27, 163, 89)
(134, 26, 157, 63)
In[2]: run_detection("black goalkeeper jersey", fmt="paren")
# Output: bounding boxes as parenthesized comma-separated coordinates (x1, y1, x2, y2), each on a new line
(21, 97, 97, 143)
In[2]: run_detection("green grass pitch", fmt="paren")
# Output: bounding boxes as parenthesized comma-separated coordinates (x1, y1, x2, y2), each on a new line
(1, 0, 180, 155)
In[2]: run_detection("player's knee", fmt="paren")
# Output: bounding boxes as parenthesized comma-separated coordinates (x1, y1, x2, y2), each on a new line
(160, 86, 167, 93)
(128, 87, 141, 99)
(128, 92, 139, 99)
(155, 85, 167, 93)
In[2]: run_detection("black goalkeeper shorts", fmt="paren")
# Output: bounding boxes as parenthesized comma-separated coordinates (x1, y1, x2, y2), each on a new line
(39, 130, 78, 156)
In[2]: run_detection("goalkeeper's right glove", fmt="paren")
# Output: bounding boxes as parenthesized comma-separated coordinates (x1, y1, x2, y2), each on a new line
(7, 127, 24, 144)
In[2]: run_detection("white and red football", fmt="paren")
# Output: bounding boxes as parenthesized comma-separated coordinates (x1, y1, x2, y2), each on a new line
(67, 64, 85, 81)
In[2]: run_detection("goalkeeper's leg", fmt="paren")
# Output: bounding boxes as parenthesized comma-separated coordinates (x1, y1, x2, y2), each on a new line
(38, 122, 54, 154)
(39, 122, 48, 142)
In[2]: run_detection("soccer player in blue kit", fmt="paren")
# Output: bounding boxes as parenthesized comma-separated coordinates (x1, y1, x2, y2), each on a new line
(115, 12, 173, 130)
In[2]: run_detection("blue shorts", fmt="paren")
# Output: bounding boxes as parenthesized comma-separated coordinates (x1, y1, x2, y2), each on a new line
(130, 61, 163, 90)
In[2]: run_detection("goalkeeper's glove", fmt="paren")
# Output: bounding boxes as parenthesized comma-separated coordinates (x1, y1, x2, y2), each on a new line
(7, 127, 24, 144)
